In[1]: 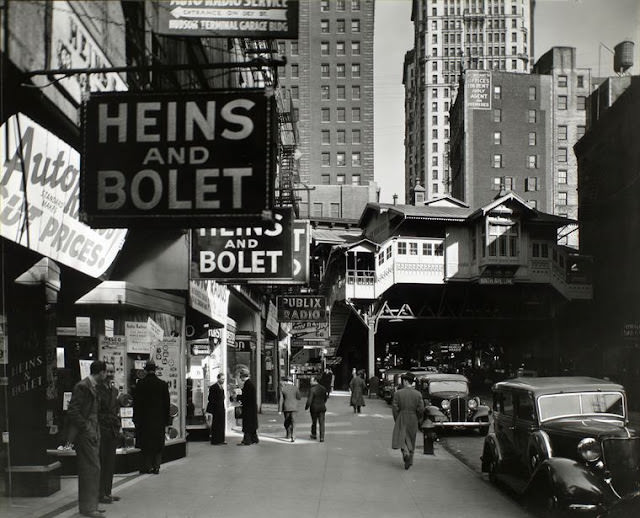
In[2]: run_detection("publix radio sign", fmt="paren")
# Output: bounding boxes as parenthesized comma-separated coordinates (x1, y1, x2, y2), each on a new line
(277, 295, 326, 322)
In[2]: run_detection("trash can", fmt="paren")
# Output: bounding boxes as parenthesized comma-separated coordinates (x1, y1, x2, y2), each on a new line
(421, 420, 436, 455)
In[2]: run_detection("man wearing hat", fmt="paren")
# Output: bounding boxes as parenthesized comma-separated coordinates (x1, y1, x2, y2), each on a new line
(391, 372, 425, 470)
(278, 376, 301, 442)
(133, 360, 171, 474)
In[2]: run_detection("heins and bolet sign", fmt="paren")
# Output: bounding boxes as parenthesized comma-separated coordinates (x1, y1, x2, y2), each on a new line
(81, 89, 275, 227)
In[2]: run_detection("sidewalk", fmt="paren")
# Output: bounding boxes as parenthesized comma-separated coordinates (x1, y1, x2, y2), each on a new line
(1, 392, 532, 518)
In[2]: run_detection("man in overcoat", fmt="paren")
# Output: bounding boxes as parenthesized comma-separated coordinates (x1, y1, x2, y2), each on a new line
(133, 360, 170, 474)
(279, 376, 301, 441)
(97, 363, 122, 504)
(349, 370, 367, 413)
(305, 376, 328, 442)
(391, 372, 425, 470)
(67, 360, 107, 517)
(237, 367, 259, 445)
(206, 372, 227, 445)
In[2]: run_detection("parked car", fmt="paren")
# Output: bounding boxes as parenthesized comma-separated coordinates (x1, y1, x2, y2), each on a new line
(380, 368, 404, 403)
(417, 373, 491, 435)
(481, 377, 640, 516)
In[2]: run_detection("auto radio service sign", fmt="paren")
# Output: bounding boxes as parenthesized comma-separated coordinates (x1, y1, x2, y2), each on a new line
(81, 89, 275, 227)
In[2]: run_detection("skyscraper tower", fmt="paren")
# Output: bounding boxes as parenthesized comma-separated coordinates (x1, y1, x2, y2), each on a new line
(404, 0, 534, 203)
(277, 0, 376, 218)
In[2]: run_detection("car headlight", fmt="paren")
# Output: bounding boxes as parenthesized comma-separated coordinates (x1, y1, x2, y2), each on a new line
(441, 399, 450, 410)
(468, 398, 478, 410)
(577, 438, 602, 463)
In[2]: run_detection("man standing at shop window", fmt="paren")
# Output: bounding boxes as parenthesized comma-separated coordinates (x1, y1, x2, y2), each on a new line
(133, 360, 170, 474)
(206, 373, 227, 445)
(67, 360, 107, 518)
(237, 367, 259, 445)
(97, 363, 122, 504)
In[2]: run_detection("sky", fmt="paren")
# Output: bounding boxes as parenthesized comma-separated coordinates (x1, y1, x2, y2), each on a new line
(373, 0, 640, 203)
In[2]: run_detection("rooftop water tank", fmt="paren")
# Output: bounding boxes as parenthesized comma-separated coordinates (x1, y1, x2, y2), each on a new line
(614, 41, 634, 73)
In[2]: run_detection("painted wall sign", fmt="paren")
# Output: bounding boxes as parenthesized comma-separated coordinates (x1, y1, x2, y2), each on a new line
(277, 295, 326, 322)
(0, 114, 127, 277)
(191, 208, 293, 281)
(50, 1, 128, 106)
(466, 70, 492, 110)
(82, 89, 275, 226)
(154, 0, 299, 39)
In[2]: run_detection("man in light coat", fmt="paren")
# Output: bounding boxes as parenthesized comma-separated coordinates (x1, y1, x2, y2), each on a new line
(391, 372, 425, 470)
(279, 376, 301, 442)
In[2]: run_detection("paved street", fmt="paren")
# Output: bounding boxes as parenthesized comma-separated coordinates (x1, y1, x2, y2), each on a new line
(1, 392, 533, 518)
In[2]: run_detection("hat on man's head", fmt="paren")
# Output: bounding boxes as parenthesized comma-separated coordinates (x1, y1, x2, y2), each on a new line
(144, 360, 157, 372)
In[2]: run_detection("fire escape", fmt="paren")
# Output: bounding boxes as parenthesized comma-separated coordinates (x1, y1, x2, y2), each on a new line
(275, 87, 299, 216)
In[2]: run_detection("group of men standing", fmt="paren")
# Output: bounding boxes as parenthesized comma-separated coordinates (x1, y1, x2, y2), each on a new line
(67, 360, 170, 517)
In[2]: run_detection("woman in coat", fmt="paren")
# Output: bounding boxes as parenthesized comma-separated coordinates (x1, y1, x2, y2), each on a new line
(349, 370, 366, 413)
(391, 372, 425, 470)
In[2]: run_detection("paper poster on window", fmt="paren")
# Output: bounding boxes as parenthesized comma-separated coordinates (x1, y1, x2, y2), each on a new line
(99, 335, 126, 393)
(79, 359, 92, 380)
(125, 321, 150, 354)
(63, 391, 72, 411)
(105, 319, 114, 338)
(76, 316, 91, 337)
(152, 337, 181, 409)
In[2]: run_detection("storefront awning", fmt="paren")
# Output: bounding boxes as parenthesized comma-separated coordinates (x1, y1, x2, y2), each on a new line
(75, 281, 185, 316)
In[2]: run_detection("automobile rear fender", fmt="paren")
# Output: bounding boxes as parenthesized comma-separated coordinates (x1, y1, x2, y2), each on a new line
(525, 457, 618, 507)
(481, 433, 503, 472)
(424, 405, 446, 421)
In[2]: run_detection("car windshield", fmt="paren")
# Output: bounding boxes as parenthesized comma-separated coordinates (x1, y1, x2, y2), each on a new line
(429, 380, 468, 395)
(537, 391, 625, 422)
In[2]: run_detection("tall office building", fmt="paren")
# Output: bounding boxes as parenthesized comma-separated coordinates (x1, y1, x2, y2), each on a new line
(277, 0, 376, 219)
(404, 0, 534, 203)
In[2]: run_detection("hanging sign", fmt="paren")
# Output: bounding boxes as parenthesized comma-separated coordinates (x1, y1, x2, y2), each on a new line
(277, 295, 326, 322)
(82, 89, 275, 227)
(191, 208, 293, 281)
(153, 0, 299, 39)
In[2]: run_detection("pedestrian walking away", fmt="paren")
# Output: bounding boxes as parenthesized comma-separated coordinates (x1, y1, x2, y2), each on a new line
(133, 360, 171, 474)
(306, 376, 328, 442)
(319, 368, 332, 397)
(349, 370, 367, 413)
(391, 372, 425, 470)
(96, 363, 122, 505)
(67, 360, 107, 517)
(237, 367, 259, 445)
(279, 376, 301, 442)
(206, 373, 227, 445)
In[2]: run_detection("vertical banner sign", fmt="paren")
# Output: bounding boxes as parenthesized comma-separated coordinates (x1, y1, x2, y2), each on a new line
(191, 208, 293, 281)
(154, 0, 299, 39)
(82, 89, 276, 227)
(0, 114, 127, 277)
(99, 335, 126, 393)
(277, 296, 326, 322)
(466, 70, 492, 110)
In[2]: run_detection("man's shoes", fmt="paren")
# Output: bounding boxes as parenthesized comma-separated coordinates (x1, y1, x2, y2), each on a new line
(320, 438, 325, 442)
(310, 435, 317, 440)
(108, 495, 120, 502)
(291, 436, 295, 442)
(151, 468, 159, 474)
(139, 470, 150, 474)
(237, 441, 251, 446)
(99, 496, 113, 504)
(80, 511, 105, 517)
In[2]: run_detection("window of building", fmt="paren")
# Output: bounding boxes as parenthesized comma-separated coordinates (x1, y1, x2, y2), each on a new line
(504, 177, 514, 190)
(493, 85, 502, 100)
(493, 154, 503, 168)
(558, 191, 568, 205)
(527, 155, 538, 169)
(577, 125, 586, 139)
(493, 108, 502, 122)
(320, 0, 329, 11)
(291, 64, 299, 78)
(432, 101, 438, 111)
(321, 63, 330, 77)
(290, 42, 299, 55)
(321, 153, 330, 166)
(293, 107, 298, 121)
(528, 86, 536, 100)
(336, 41, 346, 55)
(291, 85, 299, 99)
(492, 177, 502, 190)
(558, 75, 568, 87)
(493, 131, 502, 145)
(352, 107, 361, 122)
(525, 177, 538, 191)
(329, 203, 340, 218)
(351, 41, 361, 55)
(558, 147, 568, 162)
(352, 129, 361, 144)
(432, 183, 439, 194)
(434, 242, 444, 256)
(577, 75, 584, 88)
(321, 41, 330, 55)
(398, 242, 407, 255)
(351, 0, 361, 10)
(528, 132, 536, 146)
(432, 169, 438, 180)
(351, 63, 361, 78)
(558, 169, 567, 184)
(352, 85, 361, 99)
(577, 96, 586, 110)
(321, 108, 330, 122)
(432, 128, 439, 139)
(432, 142, 438, 153)
(321, 130, 330, 145)
(386, 246, 392, 260)
(336, 85, 346, 100)
(337, 129, 346, 144)
(337, 107, 346, 122)
(313, 203, 323, 217)
(409, 242, 419, 255)
(352, 174, 361, 185)
(422, 242, 433, 255)
(558, 96, 568, 110)
(351, 19, 360, 32)
(337, 19, 345, 33)
(321, 174, 330, 185)
(277, 41, 286, 55)
(558, 125, 568, 140)
(336, 0, 345, 10)
(528, 109, 537, 123)
(352, 152, 361, 166)
(336, 64, 346, 77)
(321, 85, 330, 100)
(321, 19, 330, 33)
(432, 156, 438, 166)
(511, 60, 517, 70)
